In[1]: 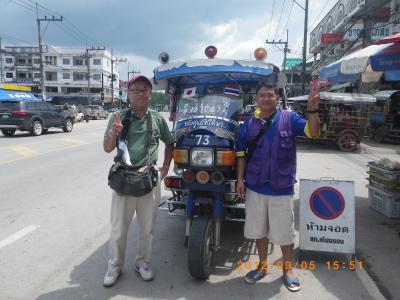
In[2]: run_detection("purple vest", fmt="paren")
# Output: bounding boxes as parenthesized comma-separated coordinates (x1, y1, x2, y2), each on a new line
(245, 110, 297, 190)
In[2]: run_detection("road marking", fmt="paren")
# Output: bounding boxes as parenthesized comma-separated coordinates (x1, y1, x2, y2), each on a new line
(0, 225, 39, 250)
(0, 139, 100, 165)
(9, 145, 38, 157)
(61, 138, 86, 145)
(90, 132, 103, 137)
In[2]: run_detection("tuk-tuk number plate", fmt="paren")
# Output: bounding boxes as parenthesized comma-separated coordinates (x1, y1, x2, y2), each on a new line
(195, 135, 210, 145)
(1, 114, 9, 119)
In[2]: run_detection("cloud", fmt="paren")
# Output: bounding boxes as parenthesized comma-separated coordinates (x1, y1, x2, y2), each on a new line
(1, 0, 337, 78)
(116, 52, 159, 79)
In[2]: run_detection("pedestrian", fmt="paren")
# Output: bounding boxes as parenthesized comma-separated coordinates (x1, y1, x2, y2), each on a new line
(235, 82, 320, 292)
(84, 106, 90, 123)
(103, 75, 174, 287)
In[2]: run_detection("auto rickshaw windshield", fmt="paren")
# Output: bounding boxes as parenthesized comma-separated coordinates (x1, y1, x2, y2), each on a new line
(176, 93, 243, 122)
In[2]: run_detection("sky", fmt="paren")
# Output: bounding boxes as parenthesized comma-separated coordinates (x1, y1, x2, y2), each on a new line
(0, 0, 336, 80)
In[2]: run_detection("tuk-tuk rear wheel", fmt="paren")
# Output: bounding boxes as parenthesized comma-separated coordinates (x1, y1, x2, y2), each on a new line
(188, 217, 214, 280)
(337, 132, 358, 152)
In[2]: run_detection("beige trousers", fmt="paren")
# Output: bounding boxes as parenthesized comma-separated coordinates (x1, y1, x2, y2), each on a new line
(107, 180, 161, 273)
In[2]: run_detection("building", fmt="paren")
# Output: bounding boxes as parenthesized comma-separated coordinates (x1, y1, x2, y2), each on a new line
(282, 58, 312, 97)
(1, 45, 120, 105)
(309, 0, 399, 79)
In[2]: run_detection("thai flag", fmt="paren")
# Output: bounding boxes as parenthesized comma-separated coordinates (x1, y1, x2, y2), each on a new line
(224, 85, 240, 98)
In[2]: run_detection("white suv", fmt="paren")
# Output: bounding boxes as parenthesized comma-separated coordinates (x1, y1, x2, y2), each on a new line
(86, 105, 108, 120)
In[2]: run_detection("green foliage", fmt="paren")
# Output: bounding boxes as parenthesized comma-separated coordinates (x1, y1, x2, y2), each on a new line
(150, 92, 169, 107)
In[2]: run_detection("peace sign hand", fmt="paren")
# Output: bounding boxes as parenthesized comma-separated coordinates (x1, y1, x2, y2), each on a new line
(110, 111, 123, 137)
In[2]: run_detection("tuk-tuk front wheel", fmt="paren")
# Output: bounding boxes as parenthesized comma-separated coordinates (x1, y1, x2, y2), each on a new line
(337, 132, 358, 152)
(188, 217, 214, 280)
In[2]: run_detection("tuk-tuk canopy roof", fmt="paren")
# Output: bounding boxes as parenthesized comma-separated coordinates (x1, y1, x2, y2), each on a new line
(0, 88, 38, 101)
(153, 59, 280, 88)
(373, 90, 400, 101)
(288, 92, 376, 103)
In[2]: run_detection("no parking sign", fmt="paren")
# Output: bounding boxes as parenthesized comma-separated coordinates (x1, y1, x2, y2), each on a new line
(299, 179, 355, 254)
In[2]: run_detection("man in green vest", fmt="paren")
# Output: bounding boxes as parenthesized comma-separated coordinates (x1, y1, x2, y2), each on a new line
(103, 75, 174, 287)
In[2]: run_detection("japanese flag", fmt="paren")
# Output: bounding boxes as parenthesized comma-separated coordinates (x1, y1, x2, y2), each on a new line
(183, 87, 196, 98)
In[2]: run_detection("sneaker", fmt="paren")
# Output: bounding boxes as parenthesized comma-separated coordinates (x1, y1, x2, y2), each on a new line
(135, 261, 154, 281)
(103, 269, 122, 287)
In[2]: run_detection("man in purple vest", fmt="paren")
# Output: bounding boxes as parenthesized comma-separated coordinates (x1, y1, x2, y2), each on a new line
(236, 83, 320, 292)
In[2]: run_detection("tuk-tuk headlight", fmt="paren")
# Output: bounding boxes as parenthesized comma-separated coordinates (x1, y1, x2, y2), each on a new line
(191, 149, 213, 167)
(216, 150, 236, 166)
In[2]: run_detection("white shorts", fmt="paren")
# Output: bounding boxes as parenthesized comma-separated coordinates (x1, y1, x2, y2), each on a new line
(244, 188, 295, 245)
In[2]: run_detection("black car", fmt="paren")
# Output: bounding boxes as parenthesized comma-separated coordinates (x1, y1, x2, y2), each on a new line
(0, 100, 74, 136)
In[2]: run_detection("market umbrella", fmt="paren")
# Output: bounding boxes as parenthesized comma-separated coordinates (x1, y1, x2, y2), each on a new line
(373, 32, 400, 45)
(320, 33, 400, 83)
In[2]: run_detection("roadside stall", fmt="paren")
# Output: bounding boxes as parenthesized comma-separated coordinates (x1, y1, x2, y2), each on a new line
(368, 158, 400, 218)
(369, 90, 400, 143)
(288, 92, 376, 151)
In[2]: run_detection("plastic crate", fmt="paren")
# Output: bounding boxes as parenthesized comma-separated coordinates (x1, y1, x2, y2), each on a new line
(368, 186, 400, 218)
(368, 178, 400, 192)
(368, 162, 400, 181)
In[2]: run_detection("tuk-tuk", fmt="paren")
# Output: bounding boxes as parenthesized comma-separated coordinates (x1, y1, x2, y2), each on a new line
(369, 90, 400, 143)
(288, 92, 376, 151)
(153, 47, 286, 279)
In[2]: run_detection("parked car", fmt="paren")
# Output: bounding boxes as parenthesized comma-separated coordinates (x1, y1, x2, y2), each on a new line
(86, 105, 108, 120)
(0, 100, 73, 136)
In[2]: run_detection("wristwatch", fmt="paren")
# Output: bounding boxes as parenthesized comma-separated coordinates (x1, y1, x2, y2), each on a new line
(109, 132, 118, 138)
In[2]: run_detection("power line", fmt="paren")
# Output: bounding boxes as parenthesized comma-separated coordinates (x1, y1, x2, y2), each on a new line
(292, 0, 333, 58)
(266, 0, 276, 41)
(309, 0, 333, 29)
(0, 33, 35, 45)
(26, 0, 105, 48)
(272, 0, 287, 41)
(278, 0, 294, 40)
(10, 0, 105, 49)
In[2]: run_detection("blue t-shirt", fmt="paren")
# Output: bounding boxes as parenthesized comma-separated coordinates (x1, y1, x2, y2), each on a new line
(236, 109, 308, 196)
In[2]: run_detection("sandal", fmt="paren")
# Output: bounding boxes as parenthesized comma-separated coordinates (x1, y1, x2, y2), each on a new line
(283, 276, 301, 292)
(244, 269, 266, 284)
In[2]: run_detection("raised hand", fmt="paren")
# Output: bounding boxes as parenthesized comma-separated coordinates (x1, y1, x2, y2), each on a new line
(110, 111, 123, 136)
(307, 84, 320, 111)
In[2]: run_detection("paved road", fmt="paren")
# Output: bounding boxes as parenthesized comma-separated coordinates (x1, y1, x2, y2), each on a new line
(0, 116, 398, 300)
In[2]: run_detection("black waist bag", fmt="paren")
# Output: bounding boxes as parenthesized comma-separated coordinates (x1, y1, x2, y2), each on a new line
(108, 110, 158, 197)
(108, 162, 158, 197)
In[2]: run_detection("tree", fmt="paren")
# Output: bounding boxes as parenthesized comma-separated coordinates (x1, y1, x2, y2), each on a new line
(150, 92, 169, 108)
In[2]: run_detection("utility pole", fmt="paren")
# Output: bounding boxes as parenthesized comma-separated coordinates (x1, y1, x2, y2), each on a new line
(301, 0, 309, 95)
(266, 30, 289, 109)
(36, 4, 62, 100)
(362, 0, 376, 48)
(287, 0, 309, 95)
(128, 69, 141, 81)
(0, 36, 3, 84)
(266, 30, 289, 70)
(110, 49, 126, 106)
(83, 46, 105, 106)
(127, 62, 141, 81)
